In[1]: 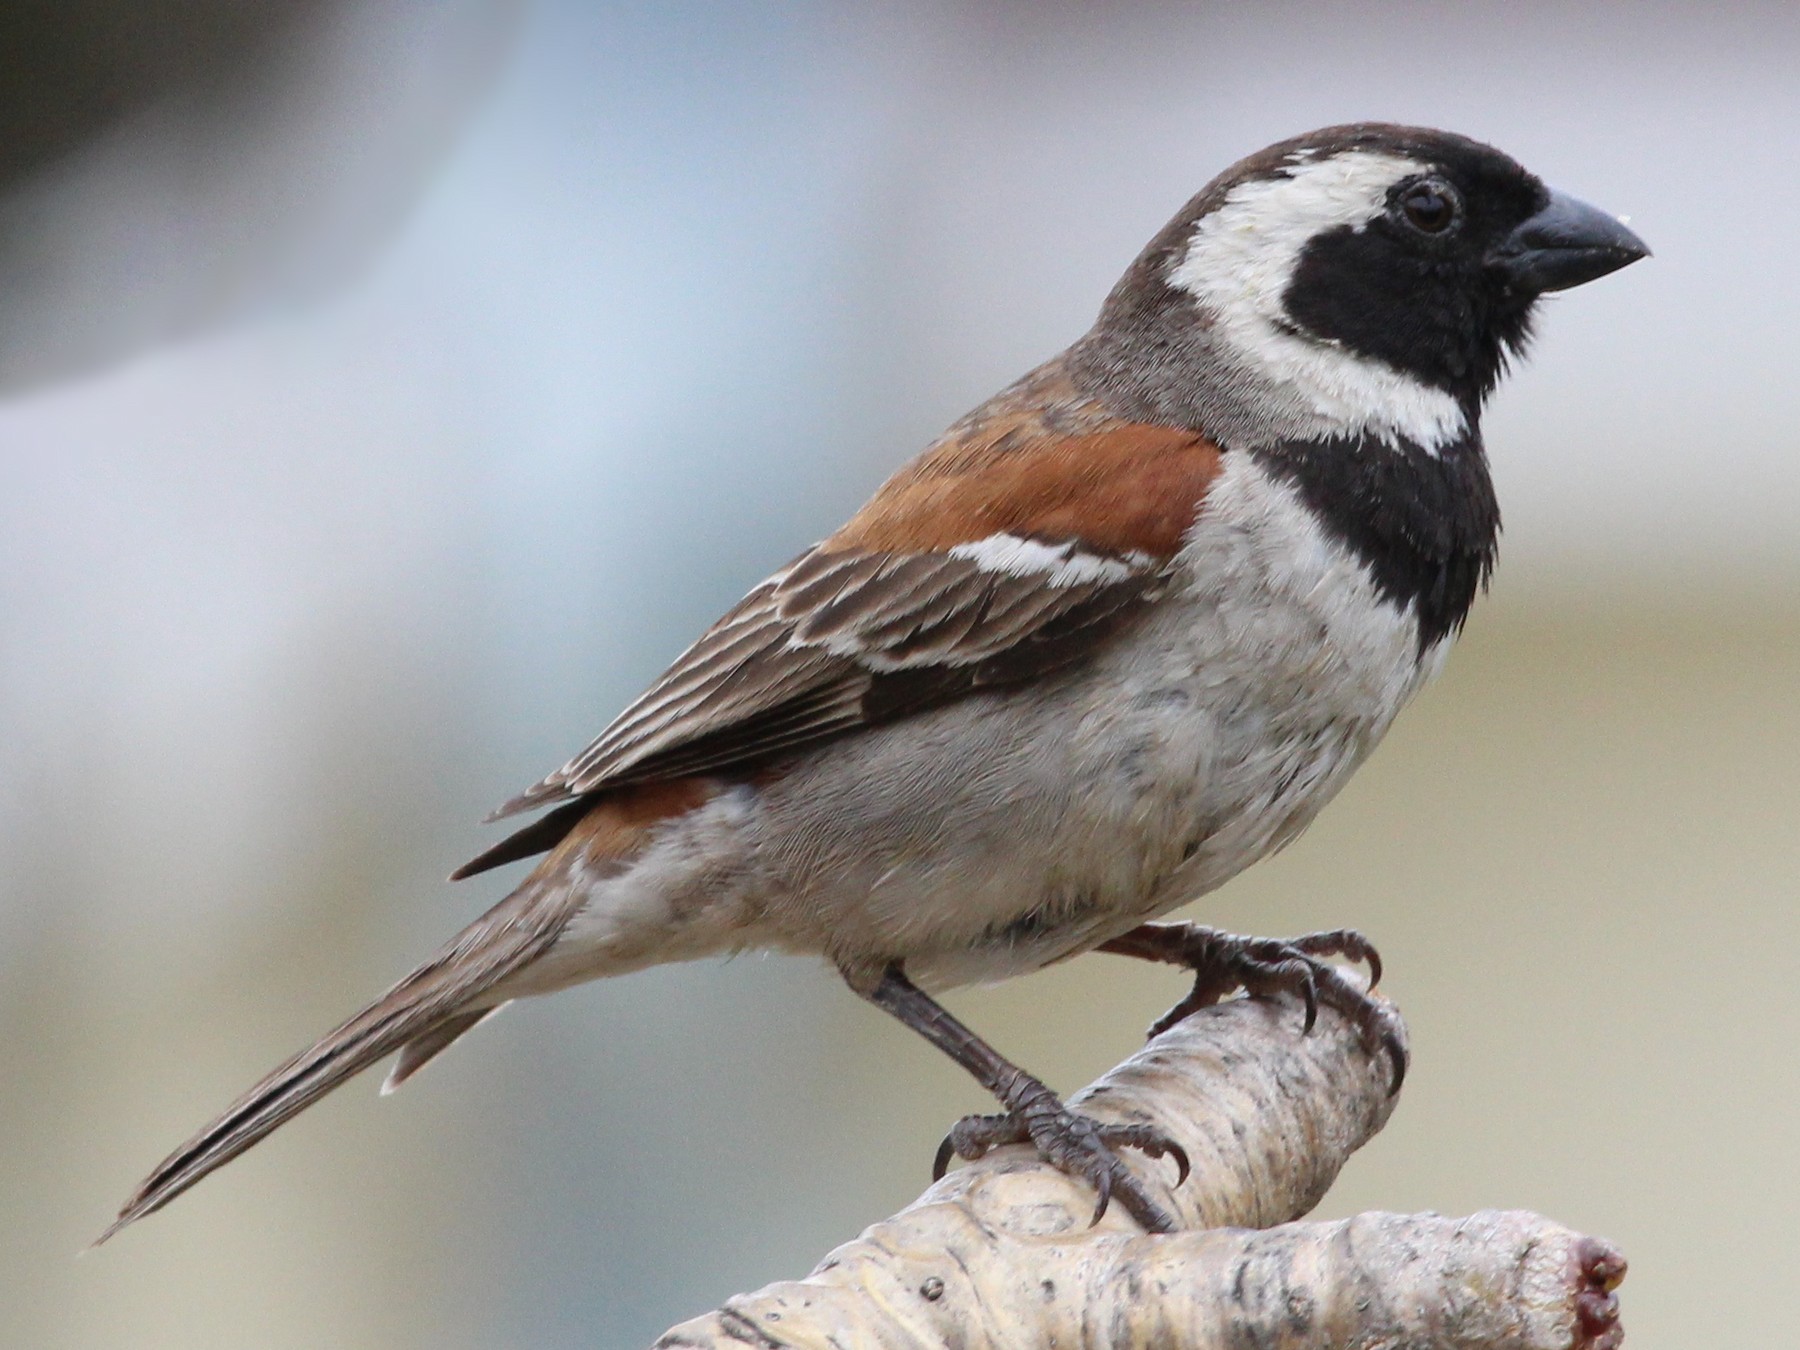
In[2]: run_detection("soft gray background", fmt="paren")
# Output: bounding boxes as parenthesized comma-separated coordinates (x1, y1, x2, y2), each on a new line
(2, 3, 1794, 1345)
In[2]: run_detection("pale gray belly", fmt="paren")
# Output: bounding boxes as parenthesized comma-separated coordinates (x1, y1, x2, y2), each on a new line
(745, 582, 1431, 988)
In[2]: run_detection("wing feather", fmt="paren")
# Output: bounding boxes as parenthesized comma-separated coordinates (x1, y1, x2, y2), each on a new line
(490, 544, 1162, 819)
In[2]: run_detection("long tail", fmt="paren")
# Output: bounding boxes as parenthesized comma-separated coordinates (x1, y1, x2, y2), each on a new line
(95, 868, 583, 1245)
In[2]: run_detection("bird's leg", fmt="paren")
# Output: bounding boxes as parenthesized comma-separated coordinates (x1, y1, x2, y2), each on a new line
(852, 962, 1189, 1233)
(1099, 922, 1406, 1090)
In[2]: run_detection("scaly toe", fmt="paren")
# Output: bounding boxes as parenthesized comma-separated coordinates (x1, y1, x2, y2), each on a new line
(1139, 925, 1386, 1044)
(1312, 963, 1408, 1091)
(1284, 927, 1384, 990)
(931, 1098, 1186, 1231)
(933, 1110, 1029, 1179)
(1097, 1121, 1191, 1186)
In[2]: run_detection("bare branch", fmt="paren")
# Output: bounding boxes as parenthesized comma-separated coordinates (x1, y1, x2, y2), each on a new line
(654, 988, 1625, 1350)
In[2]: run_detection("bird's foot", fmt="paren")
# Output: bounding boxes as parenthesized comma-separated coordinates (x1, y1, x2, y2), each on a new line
(1102, 922, 1405, 1091)
(932, 1074, 1189, 1232)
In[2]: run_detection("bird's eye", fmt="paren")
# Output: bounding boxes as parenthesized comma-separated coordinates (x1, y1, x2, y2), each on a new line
(1399, 180, 1458, 234)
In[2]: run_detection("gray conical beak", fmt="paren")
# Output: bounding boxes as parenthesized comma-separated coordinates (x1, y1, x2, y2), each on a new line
(1489, 189, 1649, 294)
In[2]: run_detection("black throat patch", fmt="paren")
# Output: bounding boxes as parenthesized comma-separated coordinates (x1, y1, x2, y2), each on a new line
(1247, 431, 1500, 650)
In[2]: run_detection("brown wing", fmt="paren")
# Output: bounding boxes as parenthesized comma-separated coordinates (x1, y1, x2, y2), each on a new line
(490, 542, 1162, 819)
(470, 361, 1224, 866)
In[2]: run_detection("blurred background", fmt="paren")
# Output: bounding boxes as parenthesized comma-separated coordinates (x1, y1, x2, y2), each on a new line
(1, 2, 1794, 1345)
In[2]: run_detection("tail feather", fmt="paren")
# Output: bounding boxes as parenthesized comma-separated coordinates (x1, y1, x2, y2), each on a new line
(96, 783, 707, 1247)
(381, 1002, 510, 1095)
(96, 872, 583, 1246)
(98, 983, 463, 1245)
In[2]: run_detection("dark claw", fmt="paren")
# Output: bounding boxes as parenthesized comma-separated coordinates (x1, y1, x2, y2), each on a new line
(1101, 1121, 1190, 1186)
(1289, 959, 1320, 1034)
(1311, 961, 1408, 1093)
(1307, 928, 1384, 990)
(1088, 1167, 1113, 1226)
(1381, 1029, 1407, 1095)
(933, 1109, 1027, 1179)
(932, 1133, 956, 1182)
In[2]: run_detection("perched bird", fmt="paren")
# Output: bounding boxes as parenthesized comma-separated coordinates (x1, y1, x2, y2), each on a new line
(102, 123, 1646, 1241)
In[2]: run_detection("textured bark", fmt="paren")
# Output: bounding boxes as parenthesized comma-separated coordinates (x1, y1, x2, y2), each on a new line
(654, 988, 1625, 1349)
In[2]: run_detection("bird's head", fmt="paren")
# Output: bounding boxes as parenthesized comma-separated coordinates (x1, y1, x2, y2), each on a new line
(1077, 123, 1648, 452)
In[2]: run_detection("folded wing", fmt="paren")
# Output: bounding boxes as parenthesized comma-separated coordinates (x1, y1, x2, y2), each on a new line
(466, 368, 1225, 874)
